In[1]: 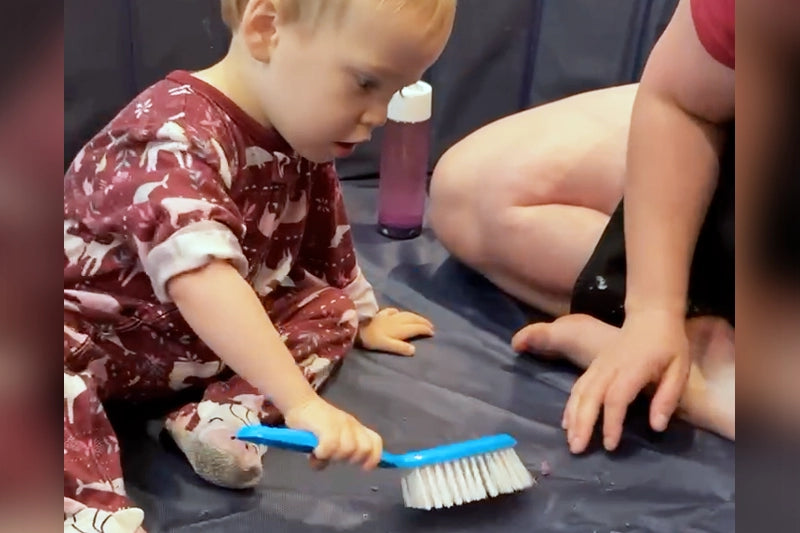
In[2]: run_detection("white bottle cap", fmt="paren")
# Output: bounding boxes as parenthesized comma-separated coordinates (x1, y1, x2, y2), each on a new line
(387, 80, 432, 123)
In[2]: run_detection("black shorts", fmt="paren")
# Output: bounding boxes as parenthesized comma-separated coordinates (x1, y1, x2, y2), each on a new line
(570, 121, 735, 328)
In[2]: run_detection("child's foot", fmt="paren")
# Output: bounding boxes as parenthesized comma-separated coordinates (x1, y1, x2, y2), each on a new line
(64, 498, 146, 533)
(513, 314, 735, 440)
(165, 400, 268, 489)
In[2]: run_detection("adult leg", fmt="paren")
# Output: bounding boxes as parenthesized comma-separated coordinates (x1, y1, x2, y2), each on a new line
(429, 84, 638, 316)
(165, 286, 358, 488)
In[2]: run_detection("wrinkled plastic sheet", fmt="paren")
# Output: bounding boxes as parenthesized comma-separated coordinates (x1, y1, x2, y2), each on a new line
(114, 179, 735, 533)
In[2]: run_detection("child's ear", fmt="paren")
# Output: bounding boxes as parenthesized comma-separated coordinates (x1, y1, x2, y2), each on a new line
(240, 0, 281, 63)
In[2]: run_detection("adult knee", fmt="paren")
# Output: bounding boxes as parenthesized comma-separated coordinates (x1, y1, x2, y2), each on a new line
(428, 149, 458, 236)
(429, 146, 485, 263)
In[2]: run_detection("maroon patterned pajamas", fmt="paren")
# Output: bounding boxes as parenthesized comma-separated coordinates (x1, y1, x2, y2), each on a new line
(63, 71, 378, 531)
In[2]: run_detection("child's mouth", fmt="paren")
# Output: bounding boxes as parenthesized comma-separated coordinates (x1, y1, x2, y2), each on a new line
(333, 142, 358, 157)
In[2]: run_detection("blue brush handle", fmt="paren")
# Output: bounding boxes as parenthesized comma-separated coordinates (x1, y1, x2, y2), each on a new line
(236, 425, 517, 469)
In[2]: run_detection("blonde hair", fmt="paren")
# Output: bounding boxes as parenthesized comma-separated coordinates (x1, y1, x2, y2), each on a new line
(221, 0, 456, 32)
(221, 0, 249, 30)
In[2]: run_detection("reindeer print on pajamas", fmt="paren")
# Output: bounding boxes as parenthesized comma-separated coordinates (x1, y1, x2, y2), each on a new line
(63, 71, 379, 530)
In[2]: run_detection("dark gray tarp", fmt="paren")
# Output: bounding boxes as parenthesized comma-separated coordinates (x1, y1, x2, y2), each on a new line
(111, 180, 735, 533)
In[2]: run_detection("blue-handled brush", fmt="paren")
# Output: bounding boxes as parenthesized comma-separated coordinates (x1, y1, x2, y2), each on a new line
(236, 425, 535, 510)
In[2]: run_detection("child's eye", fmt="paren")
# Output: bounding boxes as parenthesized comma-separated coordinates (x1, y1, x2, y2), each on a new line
(356, 75, 379, 92)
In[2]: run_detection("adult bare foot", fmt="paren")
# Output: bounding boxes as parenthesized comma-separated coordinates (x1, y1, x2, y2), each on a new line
(512, 314, 735, 440)
(512, 314, 618, 369)
(678, 316, 735, 440)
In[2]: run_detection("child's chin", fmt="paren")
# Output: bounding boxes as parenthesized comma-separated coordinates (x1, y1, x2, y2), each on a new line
(296, 146, 337, 164)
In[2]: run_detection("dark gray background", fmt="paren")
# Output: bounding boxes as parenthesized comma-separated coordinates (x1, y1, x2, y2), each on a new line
(65, 0, 677, 176)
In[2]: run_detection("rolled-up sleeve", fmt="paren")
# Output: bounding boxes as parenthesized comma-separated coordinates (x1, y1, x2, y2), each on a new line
(143, 220, 248, 302)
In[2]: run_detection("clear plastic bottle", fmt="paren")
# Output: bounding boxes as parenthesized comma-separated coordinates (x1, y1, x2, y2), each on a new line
(377, 81, 433, 239)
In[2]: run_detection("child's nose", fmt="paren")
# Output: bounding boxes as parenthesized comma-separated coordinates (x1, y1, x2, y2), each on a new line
(361, 104, 388, 129)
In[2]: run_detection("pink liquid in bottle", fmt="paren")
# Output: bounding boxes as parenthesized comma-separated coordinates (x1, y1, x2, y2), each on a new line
(378, 81, 433, 239)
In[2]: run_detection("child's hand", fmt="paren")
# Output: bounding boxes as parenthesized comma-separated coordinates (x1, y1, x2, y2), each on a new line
(563, 310, 690, 454)
(283, 396, 383, 471)
(358, 308, 435, 356)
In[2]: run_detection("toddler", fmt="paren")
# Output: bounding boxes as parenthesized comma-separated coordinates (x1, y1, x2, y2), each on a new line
(63, 1, 456, 531)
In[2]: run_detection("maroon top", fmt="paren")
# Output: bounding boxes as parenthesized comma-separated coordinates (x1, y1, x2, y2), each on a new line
(64, 70, 378, 333)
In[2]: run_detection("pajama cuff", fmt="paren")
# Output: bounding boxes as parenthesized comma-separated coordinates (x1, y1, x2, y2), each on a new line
(342, 267, 379, 321)
(144, 220, 249, 303)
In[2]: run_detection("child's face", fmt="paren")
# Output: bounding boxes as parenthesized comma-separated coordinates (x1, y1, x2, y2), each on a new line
(242, 0, 454, 163)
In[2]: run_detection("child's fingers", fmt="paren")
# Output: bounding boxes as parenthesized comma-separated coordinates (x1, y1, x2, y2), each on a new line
(313, 428, 339, 461)
(649, 357, 690, 432)
(377, 337, 416, 356)
(395, 312, 434, 329)
(563, 371, 586, 434)
(363, 428, 384, 470)
(331, 425, 358, 461)
(567, 363, 608, 454)
(348, 429, 372, 465)
(601, 369, 646, 451)
(393, 323, 434, 340)
(309, 455, 330, 470)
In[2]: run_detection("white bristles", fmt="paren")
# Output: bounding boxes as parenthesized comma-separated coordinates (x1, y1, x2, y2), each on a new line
(401, 448, 535, 510)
